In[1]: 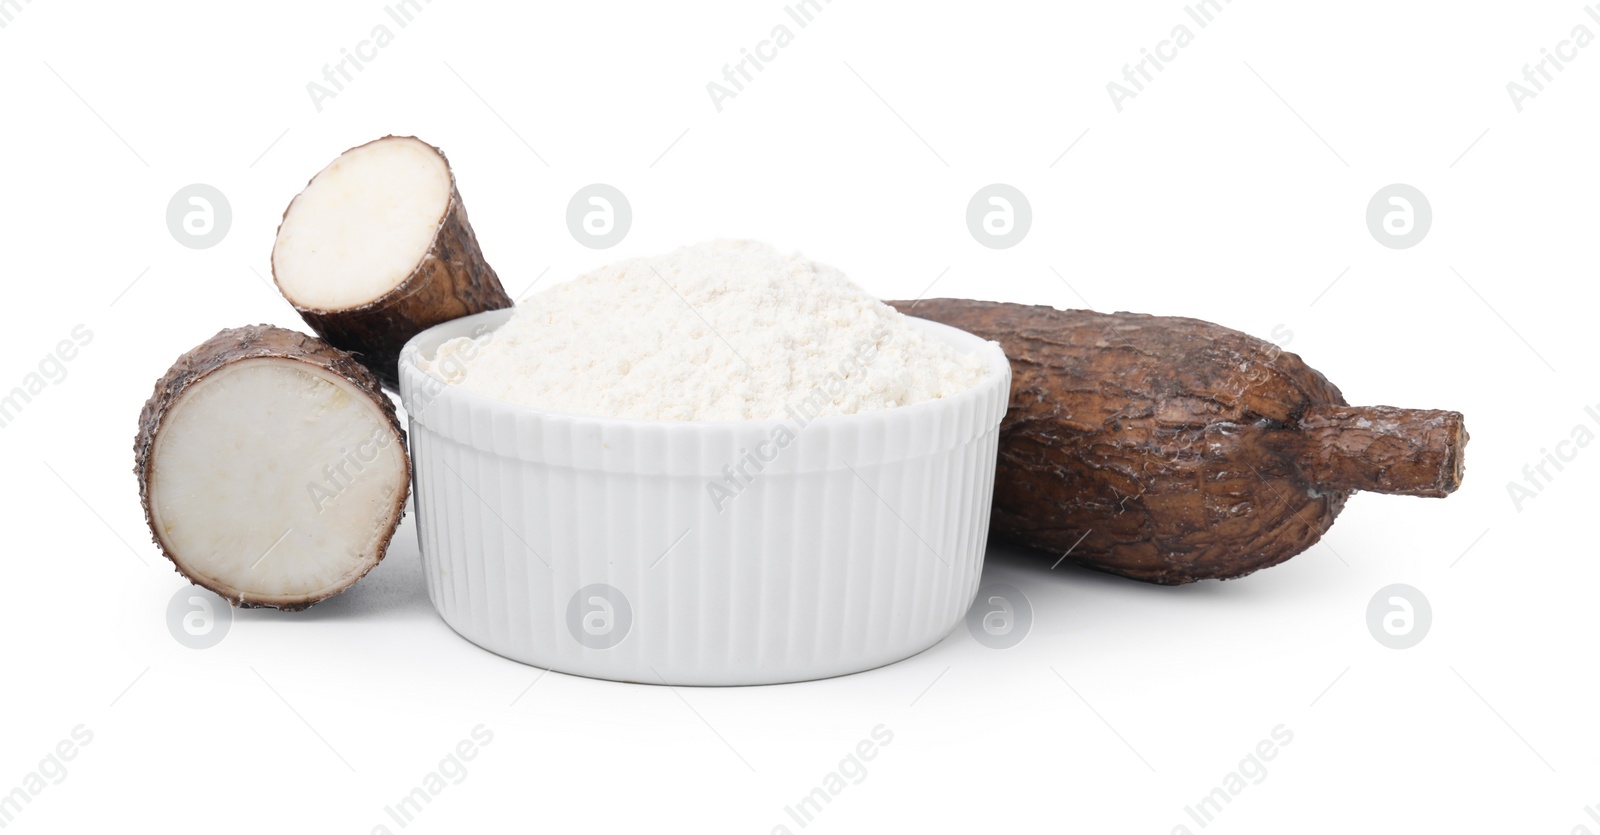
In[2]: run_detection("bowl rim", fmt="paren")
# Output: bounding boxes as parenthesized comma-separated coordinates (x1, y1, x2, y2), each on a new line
(397, 307, 1010, 432)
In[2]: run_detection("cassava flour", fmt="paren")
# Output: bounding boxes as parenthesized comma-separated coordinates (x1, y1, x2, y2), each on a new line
(421, 240, 990, 421)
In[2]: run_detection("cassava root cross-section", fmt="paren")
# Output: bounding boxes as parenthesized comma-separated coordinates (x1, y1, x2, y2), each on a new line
(272, 135, 511, 390)
(890, 298, 1467, 585)
(134, 325, 410, 610)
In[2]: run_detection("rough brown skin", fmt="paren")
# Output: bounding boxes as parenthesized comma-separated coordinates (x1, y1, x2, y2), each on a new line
(134, 325, 411, 610)
(891, 299, 1467, 584)
(273, 136, 512, 391)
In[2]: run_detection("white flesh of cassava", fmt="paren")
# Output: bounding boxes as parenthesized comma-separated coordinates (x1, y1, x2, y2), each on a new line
(145, 358, 407, 606)
(272, 136, 452, 311)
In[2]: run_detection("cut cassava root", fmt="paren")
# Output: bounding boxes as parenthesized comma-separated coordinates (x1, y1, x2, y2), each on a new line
(272, 135, 511, 390)
(135, 325, 410, 610)
(890, 299, 1467, 585)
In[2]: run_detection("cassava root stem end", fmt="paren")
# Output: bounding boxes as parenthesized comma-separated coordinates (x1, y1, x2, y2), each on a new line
(1285, 405, 1466, 498)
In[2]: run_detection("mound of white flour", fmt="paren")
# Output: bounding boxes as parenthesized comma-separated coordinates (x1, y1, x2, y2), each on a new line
(421, 240, 989, 421)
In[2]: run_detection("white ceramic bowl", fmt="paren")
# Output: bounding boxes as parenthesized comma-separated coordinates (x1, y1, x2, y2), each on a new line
(398, 308, 1010, 685)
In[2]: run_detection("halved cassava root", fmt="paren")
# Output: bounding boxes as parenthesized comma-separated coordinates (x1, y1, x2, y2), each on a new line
(272, 136, 511, 390)
(890, 299, 1468, 585)
(134, 325, 410, 610)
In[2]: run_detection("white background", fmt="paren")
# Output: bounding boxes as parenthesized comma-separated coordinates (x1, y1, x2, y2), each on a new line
(1, 1, 1596, 832)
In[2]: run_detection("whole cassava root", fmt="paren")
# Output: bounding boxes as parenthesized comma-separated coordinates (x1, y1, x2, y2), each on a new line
(135, 325, 410, 610)
(272, 136, 512, 390)
(890, 298, 1467, 584)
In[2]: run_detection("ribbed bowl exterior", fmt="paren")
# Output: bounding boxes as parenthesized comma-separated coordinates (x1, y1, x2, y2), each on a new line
(398, 309, 1010, 685)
